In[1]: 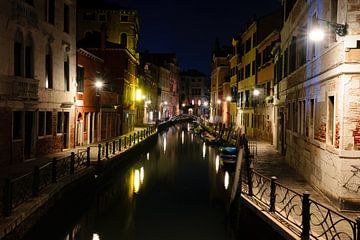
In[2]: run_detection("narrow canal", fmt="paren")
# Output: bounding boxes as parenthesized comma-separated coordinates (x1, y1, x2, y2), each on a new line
(23, 124, 242, 240)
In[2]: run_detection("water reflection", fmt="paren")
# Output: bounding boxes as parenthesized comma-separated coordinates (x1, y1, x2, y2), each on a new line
(224, 171, 230, 190)
(215, 155, 220, 173)
(25, 125, 237, 240)
(202, 142, 206, 159)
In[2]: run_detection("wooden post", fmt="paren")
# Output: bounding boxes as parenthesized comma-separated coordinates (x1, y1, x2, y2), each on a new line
(113, 141, 116, 154)
(86, 147, 91, 167)
(106, 142, 109, 158)
(301, 192, 311, 240)
(70, 152, 75, 174)
(98, 144, 101, 163)
(269, 176, 277, 212)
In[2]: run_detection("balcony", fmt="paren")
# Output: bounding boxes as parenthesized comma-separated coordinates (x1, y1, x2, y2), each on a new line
(0, 75, 39, 101)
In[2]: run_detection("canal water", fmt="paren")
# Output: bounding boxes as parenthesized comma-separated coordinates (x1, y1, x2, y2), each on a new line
(24, 124, 239, 240)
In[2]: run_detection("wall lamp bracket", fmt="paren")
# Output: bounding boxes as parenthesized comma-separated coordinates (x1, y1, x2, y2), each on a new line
(317, 18, 347, 37)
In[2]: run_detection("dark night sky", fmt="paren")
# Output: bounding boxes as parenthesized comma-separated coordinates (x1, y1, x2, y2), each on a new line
(105, 0, 281, 75)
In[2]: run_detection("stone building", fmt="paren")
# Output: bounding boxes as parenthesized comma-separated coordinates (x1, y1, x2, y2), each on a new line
(180, 69, 210, 117)
(77, 2, 140, 134)
(255, 30, 281, 144)
(210, 46, 230, 124)
(76, 48, 104, 145)
(140, 53, 180, 121)
(0, 0, 76, 165)
(274, 0, 360, 209)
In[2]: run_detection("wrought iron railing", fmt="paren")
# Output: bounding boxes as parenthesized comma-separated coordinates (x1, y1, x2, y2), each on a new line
(9, 172, 33, 209)
(240, 140, 360, 240)
(38, 162, 53, 191)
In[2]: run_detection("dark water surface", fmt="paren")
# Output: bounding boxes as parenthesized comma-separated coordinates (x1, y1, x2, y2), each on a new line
(24, 124, 237, 240)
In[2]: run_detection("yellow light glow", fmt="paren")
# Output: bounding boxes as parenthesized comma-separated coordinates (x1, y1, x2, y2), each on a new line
(216, 155, 219, 173)
(134, 169, 140, 193)
(140, 167, 144, 184)
(217, 100, 221, 104)
(226, 96, 232, 102)
(136, 89, 142, 101)
(164, 137, 167, 152)
(224, 171, 229, 190)
(253, 89, 260, 96)
(181, 131, 184, 144)
(147, 152, 150, 160)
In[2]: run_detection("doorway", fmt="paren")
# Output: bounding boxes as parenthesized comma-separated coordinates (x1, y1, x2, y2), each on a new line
(63, 112, 69, 149)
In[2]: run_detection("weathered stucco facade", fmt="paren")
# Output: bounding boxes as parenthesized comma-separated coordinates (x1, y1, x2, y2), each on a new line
(0, 0, 76, 165)
(277, 0, 360, 209)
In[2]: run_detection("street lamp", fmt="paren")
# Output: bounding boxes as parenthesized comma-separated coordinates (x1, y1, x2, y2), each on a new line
(95, 79, 103, 141)
(309, 18, 347, 42)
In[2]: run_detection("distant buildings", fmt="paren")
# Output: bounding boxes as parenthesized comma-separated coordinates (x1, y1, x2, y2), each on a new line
(180, 69, 210, 117)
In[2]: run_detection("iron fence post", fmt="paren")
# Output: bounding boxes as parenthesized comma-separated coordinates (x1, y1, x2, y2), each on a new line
(98, 144, 101, 163)
(356, 217, 360, 240)
(124, 136, 127, 148)
(70, 152, 75, 174)
(106, 142, 109, 158)
(270, 176, 277, 212)
(138, 131, 140, 142)
(119, 138, 121, 151)
(86, 147, 91, 167)
(32, 166, 40, 197)
(133, 133, 136, 144)
(52, 157, 57, 183)
(3, 178, 12, 217)
(247, 165, 253, 196)
(113, 141, 115, 154)
(301, 191, 311, 240)
(129, 135, 132, 146)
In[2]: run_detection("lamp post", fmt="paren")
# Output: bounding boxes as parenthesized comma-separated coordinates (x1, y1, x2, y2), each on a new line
(309, 18, 347, 41)
(253, 88, 260, 141)
(95, 80, 103, 141)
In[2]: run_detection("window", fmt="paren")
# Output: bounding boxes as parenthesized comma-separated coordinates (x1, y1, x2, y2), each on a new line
(64, 4, 70, 33)
(83, 12, 95, 21)
(289, 37, 297, 73)
(292, 102, 297, 132)
(328, 96, 335, 144)
(309, 99, 314, 137)
(13, 111, 22, 140)
(25, 34, 34, 78)
(252, 60, 256, 76)
(120, 33, 127, 47)
(120, 15, 129, 22)
(283, 48, 289, 77)
(45, 0, 55, 24)
(245, 64, 251, 78)
(46, 111, 52, 135)
(245, 38, 251, 53)
(57, 112, 63, 133)
(14, 31, 23, 77)
(39, 111, 52, 136)
(77, 66, 84, 92)
(45, 45, 53, 89)
(330, 0, 338, 42)
(99, 14, 106, 21)
(252, 32, 257, 48)
(64, 54, 69, 91)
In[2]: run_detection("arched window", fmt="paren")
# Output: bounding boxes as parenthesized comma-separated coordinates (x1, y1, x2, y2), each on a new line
(45, 44, 53, 88)
(14, 30, 23, 76)
(120, 33, 127, 48)
(25, 33, 34, 78)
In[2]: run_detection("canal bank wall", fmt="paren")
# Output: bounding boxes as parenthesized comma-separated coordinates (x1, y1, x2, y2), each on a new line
(1, 131, 158, 240)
